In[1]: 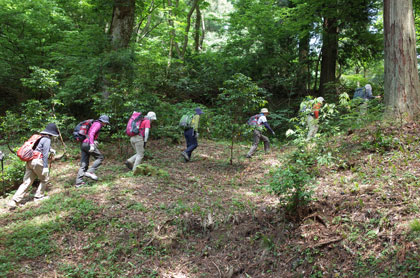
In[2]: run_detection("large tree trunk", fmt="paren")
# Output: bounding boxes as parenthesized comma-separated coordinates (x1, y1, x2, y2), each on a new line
(319, 17, 338, 95)
(109, 0, 136, 49)
(384, 0, 420, 121)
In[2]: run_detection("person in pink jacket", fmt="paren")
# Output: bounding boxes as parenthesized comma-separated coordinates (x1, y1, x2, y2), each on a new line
(75, 115, 109, 187)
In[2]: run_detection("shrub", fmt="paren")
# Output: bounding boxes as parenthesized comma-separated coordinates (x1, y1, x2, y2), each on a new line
(0, 152, 25, 194)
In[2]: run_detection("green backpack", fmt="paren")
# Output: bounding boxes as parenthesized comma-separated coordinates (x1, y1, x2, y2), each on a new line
(179, 113, 194, 130)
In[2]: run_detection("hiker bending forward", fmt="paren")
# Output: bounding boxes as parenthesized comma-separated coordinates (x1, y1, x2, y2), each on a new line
(246, 108, 275, 158)
(181, 108, 203, 162)
(75, 115, 109, 187)
(9, 123, 59, 208)
(126, 111, 157, 171)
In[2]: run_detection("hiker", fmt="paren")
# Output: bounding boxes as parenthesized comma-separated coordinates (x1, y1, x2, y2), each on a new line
(355, 84, 381, 116)
(181, 108, 203, 162)
(8, 123, 59, 208)
(246, 108, 275, 158)
(75, 115, 110, 187)
(125, 111, 157, 171)
(306, 97, 324, 140)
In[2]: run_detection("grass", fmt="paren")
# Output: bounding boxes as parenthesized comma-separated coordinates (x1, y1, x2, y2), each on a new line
(0, 127, 420, 277)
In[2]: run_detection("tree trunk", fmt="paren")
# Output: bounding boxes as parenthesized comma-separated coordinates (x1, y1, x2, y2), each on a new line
(384, 0, 420, 120)
(180, 0, 199, 58)
(109, 0, 136, 49)
(319, 17, 338, 95)
(194, 5, 201, 53)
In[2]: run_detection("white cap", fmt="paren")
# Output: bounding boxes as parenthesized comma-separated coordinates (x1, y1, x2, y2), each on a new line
(317, 97, 324, 102)
(146, 111, 157, 120)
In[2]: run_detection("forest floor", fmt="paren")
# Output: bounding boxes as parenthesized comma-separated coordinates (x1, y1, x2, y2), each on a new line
(0, 123, 420, 277)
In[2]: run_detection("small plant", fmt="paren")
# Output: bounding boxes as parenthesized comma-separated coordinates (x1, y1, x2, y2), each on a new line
(409, 219, 420, 233)
(215, 73, 269, 164)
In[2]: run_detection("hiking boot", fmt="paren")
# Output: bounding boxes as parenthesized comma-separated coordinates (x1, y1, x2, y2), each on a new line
(245, 154, 252, 158)
(84, 172, 98, 181)
(34, 196, 49, 202)
(125, 160, 133, 170)
(181, 151, 190, 162)
(8, 199, 18, 209)
(75, 182, 86, 188)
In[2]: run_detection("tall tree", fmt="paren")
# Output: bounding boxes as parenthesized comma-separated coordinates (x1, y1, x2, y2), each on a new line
(384, 0, 420, 120)
(109, 0, 136, 49)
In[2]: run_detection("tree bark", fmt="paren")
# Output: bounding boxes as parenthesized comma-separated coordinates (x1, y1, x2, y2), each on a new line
(384, 0, 420, 120)
(194, 5, 201, 53)
(319, 16, 338, 95)
(109, 0, 136, 49)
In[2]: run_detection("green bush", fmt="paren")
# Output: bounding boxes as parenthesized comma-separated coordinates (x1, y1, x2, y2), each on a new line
(270, 146, 316, 212)
(0, 152, 25, 194)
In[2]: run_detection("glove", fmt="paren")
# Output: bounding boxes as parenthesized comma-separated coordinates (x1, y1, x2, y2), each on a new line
(195, 132, 199, 139)
(94, 140, 99, 147)
(42, 168, 49, 176)
(89, 144, 95, 153)
(272, 131, 276, 136)
(50, 148, 56, 156)
(143, 141, 147, 148)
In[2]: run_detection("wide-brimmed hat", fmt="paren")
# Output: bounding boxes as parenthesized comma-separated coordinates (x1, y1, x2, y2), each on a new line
(98, 115, 110, 124)
(146, 111, 157, 120)
(40, 123, 59, 137)
(260, 108, 269, 114)
(195, 108, 203, 115)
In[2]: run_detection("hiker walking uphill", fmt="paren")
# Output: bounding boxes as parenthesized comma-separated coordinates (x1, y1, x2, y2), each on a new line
(8, 123, 59, 209)
(125, 111, 157, 171)
(75, 115, 110, 187)
(246, 108, 275, 158)
(306, 97, 324, 140)
(180, 108, 203, 162)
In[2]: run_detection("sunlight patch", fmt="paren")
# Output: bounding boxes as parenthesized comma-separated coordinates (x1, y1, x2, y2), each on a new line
(264, 158, 281, 167)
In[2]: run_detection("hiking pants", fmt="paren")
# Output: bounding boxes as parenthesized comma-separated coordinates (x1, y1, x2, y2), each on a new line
(307, 115, 319, 140)
(184, 128, 198, 158)
(76, 142, 104, 185)
(127, 135, 144, 171)
(247, 129, 270, 157)
(13, 158, 49, 203)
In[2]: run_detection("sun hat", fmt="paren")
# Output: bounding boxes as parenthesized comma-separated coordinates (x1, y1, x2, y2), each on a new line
(146, 111, 157, 120)
(40, 123, 59, 137)
(98, 115, 110, 124)
(260, 108, 269, 114)
(195, 108, 203, 115)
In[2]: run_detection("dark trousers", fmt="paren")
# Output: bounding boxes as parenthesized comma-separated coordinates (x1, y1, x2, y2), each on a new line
(184, 128, 198, 158)
(75, 142, 104, 184)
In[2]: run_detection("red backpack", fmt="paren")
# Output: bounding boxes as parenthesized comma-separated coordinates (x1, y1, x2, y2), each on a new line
(73, 119, 94, 142)
(17, 134, 43, 161)
(126, 112, 144, 136)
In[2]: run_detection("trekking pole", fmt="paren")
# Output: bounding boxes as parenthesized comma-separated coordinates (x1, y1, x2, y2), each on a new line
(0, 151, 4, 196)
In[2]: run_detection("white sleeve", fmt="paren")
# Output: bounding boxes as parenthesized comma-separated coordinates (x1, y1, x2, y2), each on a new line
(258, 115, 267, 125)
(144, 128, 150, 142)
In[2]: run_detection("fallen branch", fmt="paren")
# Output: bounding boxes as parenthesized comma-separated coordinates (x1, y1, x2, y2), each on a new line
(310, 237, 342, 249)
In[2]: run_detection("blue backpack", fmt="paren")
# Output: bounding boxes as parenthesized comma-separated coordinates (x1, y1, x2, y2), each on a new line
(353, 87, 366, 99)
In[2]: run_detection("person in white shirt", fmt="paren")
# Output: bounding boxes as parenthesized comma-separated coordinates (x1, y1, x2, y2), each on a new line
(246, 108, 275, 158)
